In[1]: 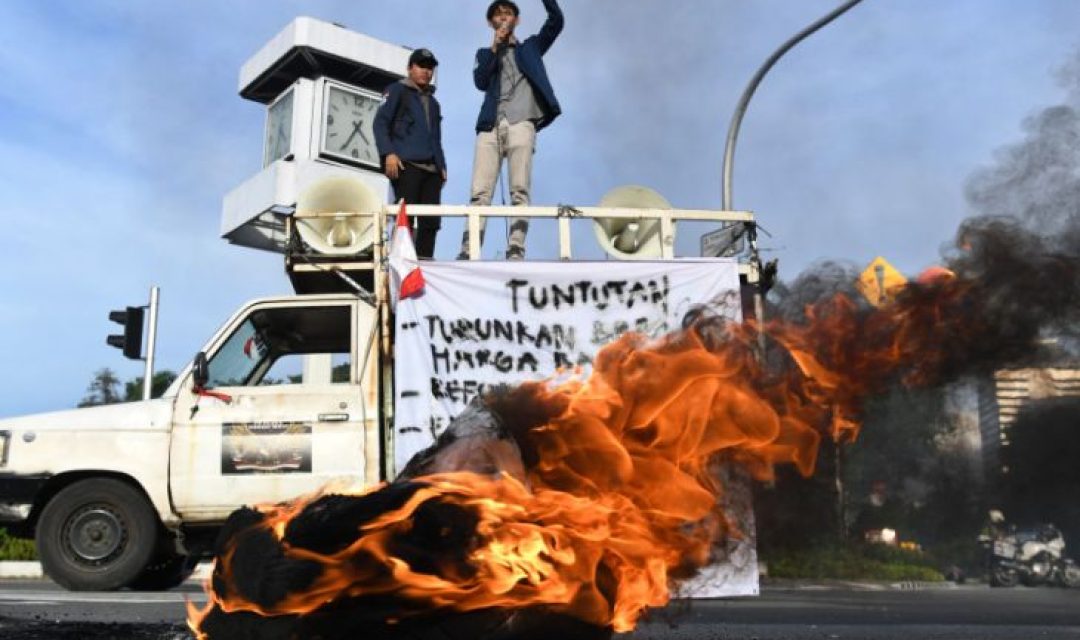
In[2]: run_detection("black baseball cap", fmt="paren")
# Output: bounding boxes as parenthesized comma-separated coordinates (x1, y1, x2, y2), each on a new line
(408, 48, 438, 68)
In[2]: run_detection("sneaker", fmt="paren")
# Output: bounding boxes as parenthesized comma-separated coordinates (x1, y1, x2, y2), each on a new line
(506, 246, 525, 261)
(455, 252, 469, 261)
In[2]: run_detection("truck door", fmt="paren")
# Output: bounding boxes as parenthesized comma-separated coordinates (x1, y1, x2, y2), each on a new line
(169, 299, 376, 520)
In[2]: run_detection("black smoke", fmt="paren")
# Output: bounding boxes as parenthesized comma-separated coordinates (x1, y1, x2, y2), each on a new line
(768, 47, 1080, 380)
(755, 49, 1080, 558)
(957, 48, 1080, 354)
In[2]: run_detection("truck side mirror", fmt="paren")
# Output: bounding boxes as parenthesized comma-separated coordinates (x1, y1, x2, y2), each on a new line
(193, 352, 209, 389)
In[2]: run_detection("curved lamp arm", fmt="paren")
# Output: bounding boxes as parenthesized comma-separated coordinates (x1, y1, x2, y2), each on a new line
(722, 0, 865, 210)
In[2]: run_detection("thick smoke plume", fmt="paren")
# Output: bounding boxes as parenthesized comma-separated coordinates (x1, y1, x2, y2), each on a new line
(771, 48, 1080, 374)
(958, 50, 1080, 352)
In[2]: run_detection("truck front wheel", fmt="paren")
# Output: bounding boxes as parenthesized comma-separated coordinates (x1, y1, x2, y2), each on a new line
(35, 478, 158, 591)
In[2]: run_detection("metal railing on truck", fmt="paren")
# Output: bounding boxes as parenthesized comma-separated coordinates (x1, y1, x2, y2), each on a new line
(284, 204, 761, 290)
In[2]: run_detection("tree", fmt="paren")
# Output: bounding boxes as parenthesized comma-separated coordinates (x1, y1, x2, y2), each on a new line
(123, 370, 178, 401)
(843, 386, 948, 541)
(77, 368, 178, 406)
(77, 368, 122, 407)
(754, 442, 843, 552)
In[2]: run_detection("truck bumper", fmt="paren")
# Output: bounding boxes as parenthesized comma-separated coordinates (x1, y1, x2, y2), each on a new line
(0, 473, 50, 524)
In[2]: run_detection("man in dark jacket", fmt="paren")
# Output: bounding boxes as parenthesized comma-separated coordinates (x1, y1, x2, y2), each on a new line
(458, 0, 563, 260)
(374, 48, 447, 259)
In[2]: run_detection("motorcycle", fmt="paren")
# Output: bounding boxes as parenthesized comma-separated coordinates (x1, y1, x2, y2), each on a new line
(980, 519, 1080, 588)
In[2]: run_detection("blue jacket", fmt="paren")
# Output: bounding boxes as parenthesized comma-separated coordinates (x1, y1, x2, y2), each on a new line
(473, 0, 563, 132)
(374, 80, 446, 173)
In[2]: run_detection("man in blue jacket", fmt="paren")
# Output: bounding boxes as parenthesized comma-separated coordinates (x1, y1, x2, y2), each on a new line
(374, 48, 447, 259)
(458, 0, 563, 260)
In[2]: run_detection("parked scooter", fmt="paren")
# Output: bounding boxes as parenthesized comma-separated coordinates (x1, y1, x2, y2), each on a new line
(978, 511, 1080, 588)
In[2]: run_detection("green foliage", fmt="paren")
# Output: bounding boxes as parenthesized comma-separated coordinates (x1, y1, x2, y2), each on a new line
(123, 370, 178, 401)
(754, 447, 844, 551)
(0, 527, 37, 561)
(844, 387, 946, 525)
(77, 369, 177, 406)
(77, 368, 122, 407)
(923, 535, 983, 578)
(844, 385, 984, 553)
(764, 543, 944, 582)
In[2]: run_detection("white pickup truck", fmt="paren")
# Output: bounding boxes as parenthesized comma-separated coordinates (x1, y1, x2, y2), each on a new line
(0, 292, 383, 590)
(0, 195, 758, 592)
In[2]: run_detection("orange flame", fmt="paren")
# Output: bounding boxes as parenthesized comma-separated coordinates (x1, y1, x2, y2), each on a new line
(192, 275, 978, 635)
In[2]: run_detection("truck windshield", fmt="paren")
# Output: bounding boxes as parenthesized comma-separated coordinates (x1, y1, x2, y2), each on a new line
(206, 305, 351, 387)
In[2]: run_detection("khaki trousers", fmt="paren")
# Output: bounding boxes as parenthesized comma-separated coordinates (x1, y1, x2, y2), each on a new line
(459, 119, 535, 258)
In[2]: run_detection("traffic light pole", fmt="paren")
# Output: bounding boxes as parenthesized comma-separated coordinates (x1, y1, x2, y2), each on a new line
(143, 287, 160, 401)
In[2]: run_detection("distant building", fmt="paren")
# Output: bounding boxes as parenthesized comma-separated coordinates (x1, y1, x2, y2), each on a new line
(978, 367, 1080, 479)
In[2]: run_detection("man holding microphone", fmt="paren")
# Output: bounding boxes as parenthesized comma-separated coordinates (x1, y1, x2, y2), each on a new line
(458, 0, 564, 260)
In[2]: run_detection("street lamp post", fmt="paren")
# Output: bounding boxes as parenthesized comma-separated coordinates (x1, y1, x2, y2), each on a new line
(721, 1, 866, 540)
(722, 0, 866, 331)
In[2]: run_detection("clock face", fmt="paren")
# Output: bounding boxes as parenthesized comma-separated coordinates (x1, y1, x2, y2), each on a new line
(264, 89, 294, 167)
(322, 84, 381, 167)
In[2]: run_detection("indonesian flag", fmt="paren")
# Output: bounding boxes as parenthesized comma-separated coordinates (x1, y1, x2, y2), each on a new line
(388, 200, 425, 307)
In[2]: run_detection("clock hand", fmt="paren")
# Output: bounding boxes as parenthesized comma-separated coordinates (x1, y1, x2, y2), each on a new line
(339, 131, 357, 151)
(357, 120, 370, 145)
(339, 120, 362, 151)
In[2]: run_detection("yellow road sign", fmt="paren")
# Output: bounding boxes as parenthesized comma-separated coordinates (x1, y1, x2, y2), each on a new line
(856, 256, 908, 307)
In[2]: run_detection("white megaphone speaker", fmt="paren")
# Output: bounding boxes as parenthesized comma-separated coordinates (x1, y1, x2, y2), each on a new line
(294, 177, 380, 256)
(593, 185, 669, 260)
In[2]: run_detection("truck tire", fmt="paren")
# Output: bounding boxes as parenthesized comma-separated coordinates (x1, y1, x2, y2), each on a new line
(35, 478, 158, 591)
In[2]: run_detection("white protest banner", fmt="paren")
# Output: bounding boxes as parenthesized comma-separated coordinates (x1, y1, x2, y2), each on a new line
(392, 258, 757, 596)
(393, 259, 741, 459)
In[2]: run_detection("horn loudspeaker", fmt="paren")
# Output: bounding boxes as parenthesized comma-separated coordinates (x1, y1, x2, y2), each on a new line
(593, 185, 670, 260)
(294, 177, 380, 256)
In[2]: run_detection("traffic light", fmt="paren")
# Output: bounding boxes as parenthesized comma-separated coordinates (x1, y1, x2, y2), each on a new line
(107, 306, 145, 360)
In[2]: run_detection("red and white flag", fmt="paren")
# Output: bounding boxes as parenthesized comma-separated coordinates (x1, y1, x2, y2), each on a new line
(388, 200, 425, 307)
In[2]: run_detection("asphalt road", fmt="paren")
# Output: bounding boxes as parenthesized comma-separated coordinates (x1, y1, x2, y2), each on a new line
(0, 579, 1078, 639)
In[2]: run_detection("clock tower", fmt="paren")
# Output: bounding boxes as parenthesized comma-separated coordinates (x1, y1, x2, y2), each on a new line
(221, 17, 413, 255)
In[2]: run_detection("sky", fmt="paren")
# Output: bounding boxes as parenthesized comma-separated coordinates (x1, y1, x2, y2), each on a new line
(0, 0, 1076, 417)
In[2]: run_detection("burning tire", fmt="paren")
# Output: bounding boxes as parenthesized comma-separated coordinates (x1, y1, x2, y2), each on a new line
(193, 489, 617, 639)
(35, 478, 158, 591)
